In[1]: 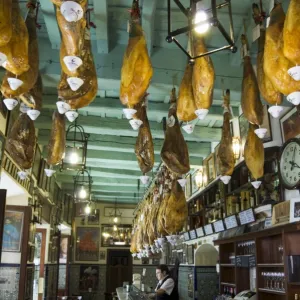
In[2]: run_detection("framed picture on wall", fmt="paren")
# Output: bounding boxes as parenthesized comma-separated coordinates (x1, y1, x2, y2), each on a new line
(79, 265, 99, 291)
(290, 197, 300, 223)
(261, 105, 272, 143)
(205, 153, 216, 183)
(76, 227, 100, 261)
(280, 107, 300, 143)
(59, 236, 69, 264)
(191, 170, 199, 195)
(214, 143, 220, 176)
(185, 174, 192, 199)
(2, 210, 24, 252)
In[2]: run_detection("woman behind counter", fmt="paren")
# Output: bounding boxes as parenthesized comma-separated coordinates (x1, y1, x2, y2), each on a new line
(152, 264, 179, 300)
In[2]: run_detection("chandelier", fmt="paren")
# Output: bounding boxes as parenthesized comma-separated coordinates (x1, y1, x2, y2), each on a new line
(73, 169, 93, 203)
(166, 0, 237, 60)
(60, 120, 89, 171)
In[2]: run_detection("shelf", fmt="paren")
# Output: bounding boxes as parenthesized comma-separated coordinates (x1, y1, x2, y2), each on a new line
(220, 282, 236, 287)
(257, 263, 284, 268)
(289, 282, 300, 286)
(258, 288, 286, 295)
(220, 264, 235, 267)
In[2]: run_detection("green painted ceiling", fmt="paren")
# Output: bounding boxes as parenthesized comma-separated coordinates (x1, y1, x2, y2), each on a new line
(4, 0, 291, 203)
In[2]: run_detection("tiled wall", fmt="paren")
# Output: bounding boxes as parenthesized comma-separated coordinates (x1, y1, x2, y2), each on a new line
(68, 264, 106, 300)
(132, 265, 157, 289)
(178, 266, 194, 300)
(0, 265, 20, 300)
(195, 267, 219, 300)
(44, 264, 59, 298)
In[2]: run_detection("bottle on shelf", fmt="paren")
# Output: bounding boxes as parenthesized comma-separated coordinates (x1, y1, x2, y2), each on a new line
(243, 192, 249, 210)
(295, 294, 298, 300)
(249, 190, 255, 208)
(230, 287, 235, 298)
(216, 188, 221, 207)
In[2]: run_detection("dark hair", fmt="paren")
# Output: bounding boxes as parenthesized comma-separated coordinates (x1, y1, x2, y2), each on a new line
(156, 264, 170, 275)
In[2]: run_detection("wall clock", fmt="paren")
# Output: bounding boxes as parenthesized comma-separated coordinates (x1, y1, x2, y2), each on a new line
(279, 138, 300, 190)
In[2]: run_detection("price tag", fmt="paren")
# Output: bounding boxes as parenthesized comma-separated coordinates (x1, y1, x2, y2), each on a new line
(142, 268, 146, 276)
(196, 227, 204, 238)
(264, 217, 272, 228)
(184, 232, 190, 241)
(204, 224, 214, 235)
(213, 220, 225, 233)
(252, 24, 260, 42)
(225, 215, 238, 229)
(266, 17, 270, 28)
(189, 230, 197, 240)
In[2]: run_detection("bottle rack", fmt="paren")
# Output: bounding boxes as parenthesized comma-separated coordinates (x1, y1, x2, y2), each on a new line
(215, 222, 300, 300)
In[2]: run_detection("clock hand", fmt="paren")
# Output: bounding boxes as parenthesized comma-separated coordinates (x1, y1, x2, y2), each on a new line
(289, 161, 300, 169)
(291, 146, 297, 170)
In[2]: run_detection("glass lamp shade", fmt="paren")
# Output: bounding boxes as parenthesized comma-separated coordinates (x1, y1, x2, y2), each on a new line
(62, 146, 85, 170)
(232, 137, 241, 160)
(74, 184, 90, 203)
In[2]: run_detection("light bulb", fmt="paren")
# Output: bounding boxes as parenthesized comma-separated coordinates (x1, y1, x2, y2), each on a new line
(194, 3, 209, 34)
(79, 186, 87, 199)
(113, 225, 118, 231)
(113, 217, 119, 223)
(70, 150, 79, 164)
(84, 204, 91, 215)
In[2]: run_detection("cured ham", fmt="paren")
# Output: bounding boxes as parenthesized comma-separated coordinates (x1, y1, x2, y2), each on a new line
(134, 99, 154, 174)
(217, 90, 235, 176)
(161, 88, 190, 175)
(241, 34, 263, 125)
(264, 3, 300, 95)
(47, 111, 66, 166)
(6, 113, 36, 169)
(0, 0, 29, 75)
(283, 0, 300, 65)
(58, 35, 97, 109)
(19, 73, 43, 110)
(252, 3, 282, 105)
(1, 10, 39, 98)
(55, 8, 86, 57)
(0, 0, 12, 47)
(192, 35, 215, 110)
(244, 123, 264, 180)
(177, 63, 197, 122)
(120, 0, 153, 107)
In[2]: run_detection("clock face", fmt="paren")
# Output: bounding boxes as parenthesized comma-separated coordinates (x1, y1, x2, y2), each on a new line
(280, 140, 300, 189)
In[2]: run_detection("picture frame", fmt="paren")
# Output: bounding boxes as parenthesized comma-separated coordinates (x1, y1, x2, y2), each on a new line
(191, 170, 199, 195)
(2, 210, 24, 252)
(280, 107, 300, 143)
(76, 227, 100, 261)
(32, 144, 41, 180)
(214, 143, 220, 176)
(205, 153, 216, 183)
(290, 196, 300, 223)
(261, 105, 273, 143)
(185, 174, 192, 199)
(79, 265, 99, 291)
(99, 250, 106, 261)
(88, 209, 100, 225)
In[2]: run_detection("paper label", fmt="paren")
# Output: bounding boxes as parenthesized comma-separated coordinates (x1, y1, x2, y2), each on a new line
(127, 20, 131, 33)
(252, 24, 260, 42)
(167, 116, 175, 127)
(266, 17, 270, 28)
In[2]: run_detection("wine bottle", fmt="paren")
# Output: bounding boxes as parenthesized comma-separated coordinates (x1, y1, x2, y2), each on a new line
(250, 191, 255, 207)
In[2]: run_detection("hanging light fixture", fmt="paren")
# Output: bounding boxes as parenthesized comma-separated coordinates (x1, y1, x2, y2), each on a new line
(60, 120, 89, 171)
(166, 0, 237, 61)
(109, 199, 122, 224)
(232, 137, 241, 160)
(73, 169, 93, 203)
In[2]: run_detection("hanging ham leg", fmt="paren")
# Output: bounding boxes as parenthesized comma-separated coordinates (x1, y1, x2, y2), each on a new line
(134, 98, 154, 174)
(283, 0, 300, 65)
(244, 123, 264, 180)
(177, 62, 197, 122)
(120, 0, 153, 107)
(6, 113, 36, 169)
(0, 0, 29, 75)
(0, 0, 12, 47)
(46, 111, 66, 166)
(161, 88, 190, 175)
(252, 3, 282, 105)
(192, 35, 215, 110)
(264, 3, 300, 95)
(1, 9, 39, 98)
(217, 90, 235, 177)
(241, 34, 264, 125)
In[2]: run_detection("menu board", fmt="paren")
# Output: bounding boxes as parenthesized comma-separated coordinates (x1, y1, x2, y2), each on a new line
(204, 224, 214, 235)
(224, 215, 238, 230)
(213, 220, 225, 233)
(239, 208, 255, 225)
(189, 230, 197, 240)
(196, 227, 204, 238)
(184, 232, 190, 241)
